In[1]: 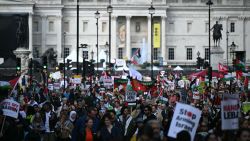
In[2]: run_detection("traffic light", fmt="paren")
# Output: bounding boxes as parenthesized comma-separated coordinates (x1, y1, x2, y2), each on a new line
(16, 58, 21, 73)
(196, 57, 201, 69)
(66, 59, 72, 70)
(42, 56, 47, 69)
(207, 66, 212, 81)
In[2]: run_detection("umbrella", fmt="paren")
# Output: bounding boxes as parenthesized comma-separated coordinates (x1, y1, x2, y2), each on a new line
(173, 66, 183, 71)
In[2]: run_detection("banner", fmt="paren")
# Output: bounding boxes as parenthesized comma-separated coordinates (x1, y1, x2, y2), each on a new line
(1, 99, 20, 118)
(153, 23, 161, 48)
(103, 78, 113, 89)
(73, 75, 82, 84)
(168, 103, 201, 141)
(221, 100, 239, 130)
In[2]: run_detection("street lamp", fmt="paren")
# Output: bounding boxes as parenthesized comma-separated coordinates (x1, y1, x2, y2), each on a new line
(95, 10, 100, 74)
(197, 51, 200, 58)
(91, 50, 94, 62)
(63, 32, 66, 92)
(107, 0, 112, 67)
(207, 0, 213, 88)
(230, 42, 236, 65)
(104, 50, 108, 70)
(149, 2, 155, 79)
(76, 0, 80, 75)
(226, 30, 229, 67)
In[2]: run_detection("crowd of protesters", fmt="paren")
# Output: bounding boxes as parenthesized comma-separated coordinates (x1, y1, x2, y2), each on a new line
(0, 69, 250, 141)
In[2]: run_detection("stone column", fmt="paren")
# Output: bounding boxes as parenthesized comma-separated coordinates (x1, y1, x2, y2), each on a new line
(41, 15, 47, 54)
(13, 48, 31, 71)
(111, 15, 117, 59)
(161, 16, 166, 61)
(147, 16, 152, 62)
(57, 15, 62, 60)
(28, 12, 33, 58)
(126, 16, 131, 59)
(238, 16, 246, 52)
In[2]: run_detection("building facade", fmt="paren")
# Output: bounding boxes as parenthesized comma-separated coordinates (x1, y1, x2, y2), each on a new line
(1, 0, 250, 67)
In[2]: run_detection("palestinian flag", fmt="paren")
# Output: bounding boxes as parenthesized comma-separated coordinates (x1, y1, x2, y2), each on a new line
(235, 59, 245, 71)
(218, 63, 228, 73)
(131, 48, 141, 65)
(113, 78, 128, 94)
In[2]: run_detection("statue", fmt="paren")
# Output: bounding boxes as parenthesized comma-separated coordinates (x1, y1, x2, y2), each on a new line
(41, 48, 57, 68)
(211, 21, 223, 47)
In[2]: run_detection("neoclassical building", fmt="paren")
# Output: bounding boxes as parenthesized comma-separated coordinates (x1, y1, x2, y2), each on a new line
(0, 0, 250, 68)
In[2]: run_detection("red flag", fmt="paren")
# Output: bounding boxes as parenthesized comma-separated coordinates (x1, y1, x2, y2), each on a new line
(131, 48, 141, 65)
(131, 79, 147, 92)
(244, 77, 249, 87)
(8, 77, 20, 87)
(218, 63, 228, 72)
(236, 70, 243, 79)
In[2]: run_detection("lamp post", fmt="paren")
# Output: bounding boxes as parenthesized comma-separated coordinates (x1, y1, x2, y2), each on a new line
(107, 0, 112, 67)
(230, 42, 236, 71)
(95, 10, 100, 74)
(104, 50, 108, 70)
(207, 0, 213, 88)
(63, 32, 66, 92)
(226, 30, 229, 67)
(197, 51, 200, 69)
(148, 2, 155, 79)
(91, 50, 94, 62)
(76, 0, 80, 75)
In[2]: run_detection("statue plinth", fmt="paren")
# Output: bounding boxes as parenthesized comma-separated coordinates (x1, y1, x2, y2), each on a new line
(13, 47, 31, 72)
(210, 46, 224, 71)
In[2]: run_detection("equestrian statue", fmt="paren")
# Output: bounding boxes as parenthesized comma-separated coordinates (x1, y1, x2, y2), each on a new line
(211, 21, 223, 47)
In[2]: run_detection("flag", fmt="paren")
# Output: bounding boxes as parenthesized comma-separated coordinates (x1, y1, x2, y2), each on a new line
(218, 63, 228, 72)
(236, 70, 243, 79)
(244, 76, 249, 88)
(129, 67, 142, 81)
(235, 60, 245, 71)
(8, 77, 20, 88)
(131, 48, 141, 65)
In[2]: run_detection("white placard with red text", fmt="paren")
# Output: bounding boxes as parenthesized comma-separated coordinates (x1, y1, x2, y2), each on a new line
(168, 103, 201, 141)
(221, 100, 239, 130)
(1, 99, 20, 118)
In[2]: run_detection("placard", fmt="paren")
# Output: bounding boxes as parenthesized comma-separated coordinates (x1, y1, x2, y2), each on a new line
(221, 100, 239, 130)
(1, 99, 20, 118)
(125, 90, 137, 102)
(168, 103, 201, 141)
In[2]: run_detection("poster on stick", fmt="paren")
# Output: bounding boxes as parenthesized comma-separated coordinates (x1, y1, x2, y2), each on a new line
(221, 100, 239, 130)
(168, 103, 201, 141)
(0, 99, 20, 118)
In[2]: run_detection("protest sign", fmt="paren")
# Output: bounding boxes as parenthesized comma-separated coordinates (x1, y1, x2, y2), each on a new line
(1, 99, 20, 118)
(53, 83, 60, 90)
(193, 91, 200, 100)
(168, 103, 201, 141)
(48, 83, 53, 91)
(125, 90, 137, 102)
(103, 78, 113, 88)
(221, 100, 239, 130)
(242, 102, 250, 113)
(73, 75, 81, 84)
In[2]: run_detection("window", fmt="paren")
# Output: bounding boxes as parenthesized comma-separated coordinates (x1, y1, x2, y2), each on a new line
(169, 22, 174, 32)
(83, 21, 88, 32)
(64, 48, 70, 58)
(186, 48, 193, 60)
(205, 48, 209, 60)
(64, 21, 69, 32)
(168, 48, 174, 60)
(49, 21, 54, 32)
(187, 22, 192, 33)
(83, 51, 88, 59)
(118, 48, 123, 59)
(33, 21, 39, 32)
(136, 22, 140, 32)
(153, 48, 158, 60)
(230, 22, 235, 32)
(102, 22, 107, 32)
(205, 22, 209, 32)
